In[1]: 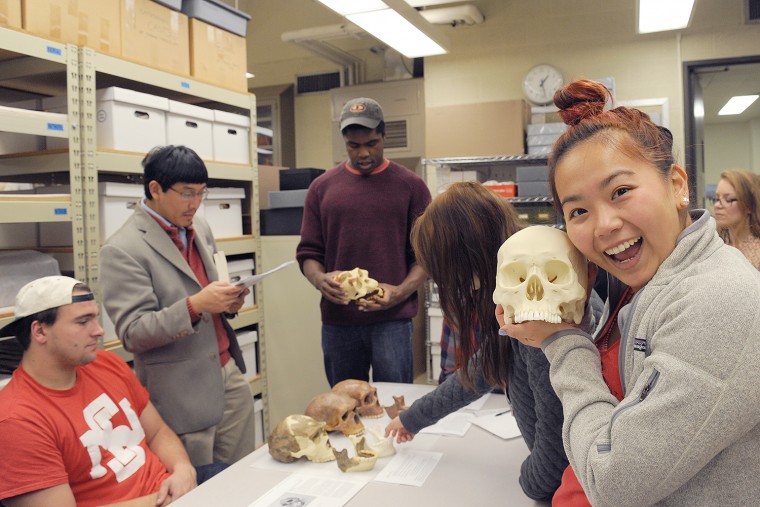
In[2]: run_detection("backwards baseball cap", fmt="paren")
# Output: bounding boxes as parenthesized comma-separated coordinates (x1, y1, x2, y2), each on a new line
(0, 276, 93, 337)
(339, 97, 384, 131)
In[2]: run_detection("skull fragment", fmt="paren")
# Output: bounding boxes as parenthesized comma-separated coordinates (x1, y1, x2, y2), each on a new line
(333, 267, 384, 300)
(493, 225, 588, 325)
(268, 414, 336, 463)
(332, 379, 384, 418)
(384, 395, 409, 419)
(305, 392, 365, 436)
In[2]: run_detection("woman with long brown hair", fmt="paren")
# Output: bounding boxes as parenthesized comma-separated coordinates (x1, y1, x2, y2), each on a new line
(385, 181, 576, 501)
(712, 169, 760, 269)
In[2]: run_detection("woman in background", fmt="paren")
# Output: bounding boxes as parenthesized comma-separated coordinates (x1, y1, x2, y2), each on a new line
(385, 181, 580, 501)
(712, 169, 760, 269)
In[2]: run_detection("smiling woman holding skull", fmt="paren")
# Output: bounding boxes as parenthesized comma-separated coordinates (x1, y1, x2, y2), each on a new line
(500, 79, 760, 506)
(384, 182, 595, 502)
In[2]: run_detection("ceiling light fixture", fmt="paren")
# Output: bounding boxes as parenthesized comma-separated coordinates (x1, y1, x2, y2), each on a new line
(315, 0, 448, 58)
(718, 95, 759, 116)
(637, 0, 695, 34)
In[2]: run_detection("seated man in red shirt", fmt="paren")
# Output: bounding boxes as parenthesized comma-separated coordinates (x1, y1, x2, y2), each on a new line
(0, 276, 218, 507)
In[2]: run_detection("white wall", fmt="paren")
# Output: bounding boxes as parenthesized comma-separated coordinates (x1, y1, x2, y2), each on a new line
(244, 0, 760, 175)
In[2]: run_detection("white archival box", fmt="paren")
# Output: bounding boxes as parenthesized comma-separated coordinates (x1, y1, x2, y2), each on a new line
(227, 257, 255, 309)
(236, 329, 258, 380)
(203, 187, 245, 238)
(166, 100, 214, 160)
(44, 88, 170, 153)
(254, 397, 264, 447)
(95, 87, 170, 153)
(211, 109, 250, 164)
(37, 182, 143, 246)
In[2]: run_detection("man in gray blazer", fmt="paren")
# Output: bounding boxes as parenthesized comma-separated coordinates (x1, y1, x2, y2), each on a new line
(100, 145, 256, 467)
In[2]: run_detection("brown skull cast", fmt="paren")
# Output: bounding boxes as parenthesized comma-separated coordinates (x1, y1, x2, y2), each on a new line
(268, 414, 336, 464)
(305, 392, 365, 436)
(332, 379, 384, 418)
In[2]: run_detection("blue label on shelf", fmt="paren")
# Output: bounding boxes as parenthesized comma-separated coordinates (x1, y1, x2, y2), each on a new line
(54, 208, 68, 216)
(181, 81, 190, 89)
(47, 123, 64, 131)
(47, 46, 63, 56)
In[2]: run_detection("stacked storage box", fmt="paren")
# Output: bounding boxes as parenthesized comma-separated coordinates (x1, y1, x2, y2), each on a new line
(212, 110, 251, 164)
(236, 329, 258, 381)
(260, 168, 325, 235)
(227, 257, 255, 309)
(166, 100, 214, 160)
(516, 165, 550, 197)
(203, 187, 246, 238)
(526, 122, 567, 156)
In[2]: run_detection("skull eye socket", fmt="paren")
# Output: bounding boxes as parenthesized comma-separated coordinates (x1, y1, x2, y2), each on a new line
(499, 263, 527, 286)
(363, 394, 372, 404)
(545, 260, 572, 284)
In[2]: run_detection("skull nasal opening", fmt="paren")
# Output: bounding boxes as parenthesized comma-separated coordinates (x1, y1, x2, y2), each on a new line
(526, 274, 544, 301)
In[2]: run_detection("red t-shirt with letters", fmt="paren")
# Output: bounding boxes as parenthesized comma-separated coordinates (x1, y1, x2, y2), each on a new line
(0, 350, 170, 506)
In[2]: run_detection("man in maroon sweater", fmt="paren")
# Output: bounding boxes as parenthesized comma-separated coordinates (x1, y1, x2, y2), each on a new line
(296, 97, 431, 386)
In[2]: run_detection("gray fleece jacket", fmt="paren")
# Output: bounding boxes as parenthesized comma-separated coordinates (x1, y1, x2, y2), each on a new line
(543, 210, 760, 506)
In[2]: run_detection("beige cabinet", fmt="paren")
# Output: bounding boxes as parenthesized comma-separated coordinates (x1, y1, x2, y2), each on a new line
(252, 84, 295, 168)
(260, 236, 329, 426)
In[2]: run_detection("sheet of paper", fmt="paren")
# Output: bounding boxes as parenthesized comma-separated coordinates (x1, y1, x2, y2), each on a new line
(235, 260, 296, 288)
(461, 393, 491, 411)
(417, 411, 473, 437)
(470, 408, 522, 440)
(247, 473, 365, 507)
(373, 450, 443, 487)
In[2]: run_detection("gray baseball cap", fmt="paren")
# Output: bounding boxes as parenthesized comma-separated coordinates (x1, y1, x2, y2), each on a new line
(339, 97, 384, 131)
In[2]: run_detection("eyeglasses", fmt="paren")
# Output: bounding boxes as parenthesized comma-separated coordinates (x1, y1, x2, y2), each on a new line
(169, 187, 209, 201)
(709, 196, 738, 207)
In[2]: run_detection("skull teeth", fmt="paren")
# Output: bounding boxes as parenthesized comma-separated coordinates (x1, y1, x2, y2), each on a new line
(513, 311, 562, 324)
(605, 237, 641, 256)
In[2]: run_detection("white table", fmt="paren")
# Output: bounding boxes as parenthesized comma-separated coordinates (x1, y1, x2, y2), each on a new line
(172, 382, 550, 507)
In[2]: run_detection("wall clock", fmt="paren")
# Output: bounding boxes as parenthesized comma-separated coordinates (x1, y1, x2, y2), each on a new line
(522, 64, 564, 105)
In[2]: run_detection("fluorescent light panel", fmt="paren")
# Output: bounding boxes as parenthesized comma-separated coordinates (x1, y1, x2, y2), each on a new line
(718, 95, 759, 116)
(348, 9, 446, 58)
(315, 0, 387, 15)
(637, 0, 695, 33)
(315, 0, 447, 58)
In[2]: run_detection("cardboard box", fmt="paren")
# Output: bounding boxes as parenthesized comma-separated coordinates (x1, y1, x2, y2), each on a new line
(121, 0, 190, 76)
(203, 187, 245, 238)
(258, 165, 283, 209)
(166, 100, 214, 160)
(426, 100, 529, 158)
(189, 18, 247, 92)
(212, 109, 250, 164)
(0, 0, 21, 30)
(23, 0, 121, 55)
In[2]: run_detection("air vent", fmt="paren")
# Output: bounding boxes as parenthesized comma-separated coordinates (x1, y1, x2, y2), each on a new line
(385, 119, 408, 149)
(747, 0, 760, 23)
(296, 71, 342, 94)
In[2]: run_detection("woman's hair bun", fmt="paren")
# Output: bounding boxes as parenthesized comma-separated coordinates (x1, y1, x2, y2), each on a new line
(554, 80, 612, 126)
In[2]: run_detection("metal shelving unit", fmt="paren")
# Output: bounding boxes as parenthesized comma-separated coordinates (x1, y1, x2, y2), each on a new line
(0, 32, 267, 428)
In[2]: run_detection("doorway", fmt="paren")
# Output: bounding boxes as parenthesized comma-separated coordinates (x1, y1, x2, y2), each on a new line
(684, 55, 760, 207)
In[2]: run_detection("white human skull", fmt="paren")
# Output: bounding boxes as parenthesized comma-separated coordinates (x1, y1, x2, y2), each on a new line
(493, 225, 588, 325)
(332, 379, 384, 418)
(333, 267, 384, 300)
(268, 414, 336, 463)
